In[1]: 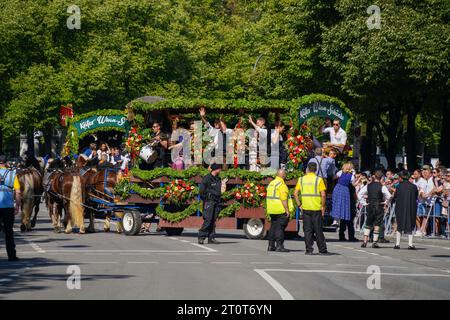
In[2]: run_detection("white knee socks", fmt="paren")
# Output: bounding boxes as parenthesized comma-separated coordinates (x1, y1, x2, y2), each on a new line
(408, 234, 414, 247)
(396, 231, 401, 246)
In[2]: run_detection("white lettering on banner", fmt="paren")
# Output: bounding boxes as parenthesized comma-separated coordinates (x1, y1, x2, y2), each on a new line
(300, 104, 345, 121)
(78, 116, 127, 131)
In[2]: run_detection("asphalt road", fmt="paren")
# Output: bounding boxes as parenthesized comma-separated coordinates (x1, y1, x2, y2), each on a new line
(1, 208, 450, 300)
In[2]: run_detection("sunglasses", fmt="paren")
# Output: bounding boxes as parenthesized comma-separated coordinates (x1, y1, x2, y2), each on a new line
(333, 123, 339, 126)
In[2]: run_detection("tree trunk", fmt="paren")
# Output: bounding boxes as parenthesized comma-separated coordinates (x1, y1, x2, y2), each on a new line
(406, 106, 419, 171)
(360, 120, 375, 171)
(439, 101, 450, 167)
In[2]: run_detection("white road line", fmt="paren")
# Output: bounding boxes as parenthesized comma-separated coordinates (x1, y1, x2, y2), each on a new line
(254, 269, 294, 300)
(291, 262, 328, 266)
(189, 243, 218, 252)
(0, 278, 12, 283)
(349, 256, 369, 259)
(168, 237, 179, 240)
(168, 262, 202, 264)
(250, 262, 284, 265)
(232, 253, 259, 256)
(336, 264, 368, 267)
(261, 268, 450, 278)
(179, 240, 190, 243)
(24, 239, 46, 254)
(410, 259, 442, 262)
(39, 249, 217, 253)
(210, 262, 242, 264)
(343, 246, 355, 250)
(127, 261, 159, 264)
(194, 253, 221, 256)
(80, 261, 119, 264)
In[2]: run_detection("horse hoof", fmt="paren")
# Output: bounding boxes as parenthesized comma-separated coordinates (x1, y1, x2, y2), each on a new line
(86, 228, 96, 234)
(31, 221, 36, 228)
(20, 224, 26, 232)
(104, 228, 110, 233)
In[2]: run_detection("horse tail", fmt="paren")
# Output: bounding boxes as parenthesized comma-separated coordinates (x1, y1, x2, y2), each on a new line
(69, 175, 85, 233)
(21, 172, 34, 229)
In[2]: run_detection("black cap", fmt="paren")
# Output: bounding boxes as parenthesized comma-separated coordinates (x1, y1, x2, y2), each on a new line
(0, 155, 6, 163)
(210, 163, 222, 171)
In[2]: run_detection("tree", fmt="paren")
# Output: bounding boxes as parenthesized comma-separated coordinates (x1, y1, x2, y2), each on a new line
(321, 0, 449, 169)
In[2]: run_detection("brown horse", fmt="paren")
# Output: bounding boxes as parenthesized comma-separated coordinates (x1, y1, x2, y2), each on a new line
(16, 167, 43, 232)
(82, 166, 122, 233)
(46, 170, 85, 234)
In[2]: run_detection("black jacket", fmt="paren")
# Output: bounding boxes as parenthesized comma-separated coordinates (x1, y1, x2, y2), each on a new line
(199, 173, 222, 202)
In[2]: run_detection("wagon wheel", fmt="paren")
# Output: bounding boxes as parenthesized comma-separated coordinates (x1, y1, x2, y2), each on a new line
(243, 218, 266, 239)
(122, 210, 142, 236)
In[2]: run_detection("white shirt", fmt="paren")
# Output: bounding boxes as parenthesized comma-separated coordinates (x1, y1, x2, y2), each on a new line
(357, 183, 392, 203)
(415, 177, 434, 200)
(323, 127, 347, 145)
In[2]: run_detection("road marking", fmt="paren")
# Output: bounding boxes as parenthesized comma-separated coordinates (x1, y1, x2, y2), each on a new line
(260, 268, 450, 277)
(410, 259, 442, 262)
(250, 262, 284, 265)
(168, 237, 179, 240)
(168, 262, 202, 264)
(127, 261, 159, 264)
(195, 253, 221, 256)
(0, 278, 12, 283)
(80, 261, 119, 264)
(38, 249, 217, 253)
(189, 243, 218, 252)
(179, 240, 190, 243)
(254, 269, 294, 300)
(210, 262, 242, 264)
(349, 256, 368, 259)
(336, 264, 368, 267)
(291, 263, 328, 266)
(232, 253, 259, 256)
(24, 239, 46, 254)
(158, 253, 186, 255)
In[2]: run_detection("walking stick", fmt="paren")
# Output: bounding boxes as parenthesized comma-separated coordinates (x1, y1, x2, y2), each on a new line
(420, 197, 436, 235)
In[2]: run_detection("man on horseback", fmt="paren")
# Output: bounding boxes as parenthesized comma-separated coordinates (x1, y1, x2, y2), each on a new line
(0, 155, 21, 261)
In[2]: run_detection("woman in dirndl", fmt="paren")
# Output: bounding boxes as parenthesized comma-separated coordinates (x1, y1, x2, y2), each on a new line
(331, 162, 355, 228)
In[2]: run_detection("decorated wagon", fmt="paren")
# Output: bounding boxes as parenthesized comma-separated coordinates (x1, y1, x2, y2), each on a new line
(60, 95, 353, 238)
(113, 95, 352, 238)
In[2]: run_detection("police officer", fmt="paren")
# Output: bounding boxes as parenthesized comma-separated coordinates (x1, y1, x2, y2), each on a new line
(0, 155, 21, 261)
(294, 162, 329, 255)
(198, 163, 223, 244)
(357, 170, 392, 248)
(266, 169, 291, 252)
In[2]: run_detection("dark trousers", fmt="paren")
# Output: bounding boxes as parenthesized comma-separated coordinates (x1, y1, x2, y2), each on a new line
(268, 214, 289, 242)
(339, 212, 356, 240)
(302, 210, 327, 253)
(198, 200, 220, 240)
(0, 208, 16, 258)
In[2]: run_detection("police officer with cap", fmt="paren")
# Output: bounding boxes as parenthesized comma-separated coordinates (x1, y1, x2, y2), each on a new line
(0, 155, 21, 261)
(198, 163, 223, 244)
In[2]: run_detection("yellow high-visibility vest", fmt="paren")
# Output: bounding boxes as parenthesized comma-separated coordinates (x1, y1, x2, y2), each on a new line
(266, 177, 290, 214)
(296, 173, 325, 211)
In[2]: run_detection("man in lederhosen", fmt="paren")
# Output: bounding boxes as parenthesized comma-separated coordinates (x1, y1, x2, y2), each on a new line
(358, 170, 392, 248)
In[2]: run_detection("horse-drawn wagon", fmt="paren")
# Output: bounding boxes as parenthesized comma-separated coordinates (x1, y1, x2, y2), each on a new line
(54, 95, 352, 238)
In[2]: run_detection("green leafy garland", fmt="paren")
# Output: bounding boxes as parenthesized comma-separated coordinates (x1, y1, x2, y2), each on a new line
(156, 201, 202, 223)
(131, 167, 303, 182)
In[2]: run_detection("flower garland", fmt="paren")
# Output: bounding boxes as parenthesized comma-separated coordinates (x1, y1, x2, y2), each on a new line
(285, 123, 313, 171)
(156, 201, 201, 223)
(163, 179, 197, 206)
(125, 126, 143, 166)
(234, 182, 266, 208)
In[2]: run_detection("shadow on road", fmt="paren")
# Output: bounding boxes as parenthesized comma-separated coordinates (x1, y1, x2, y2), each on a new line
(0, 257, 134, 297)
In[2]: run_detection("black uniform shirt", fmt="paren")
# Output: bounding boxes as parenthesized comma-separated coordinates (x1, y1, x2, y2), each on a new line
(199, 173, 222, 201)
